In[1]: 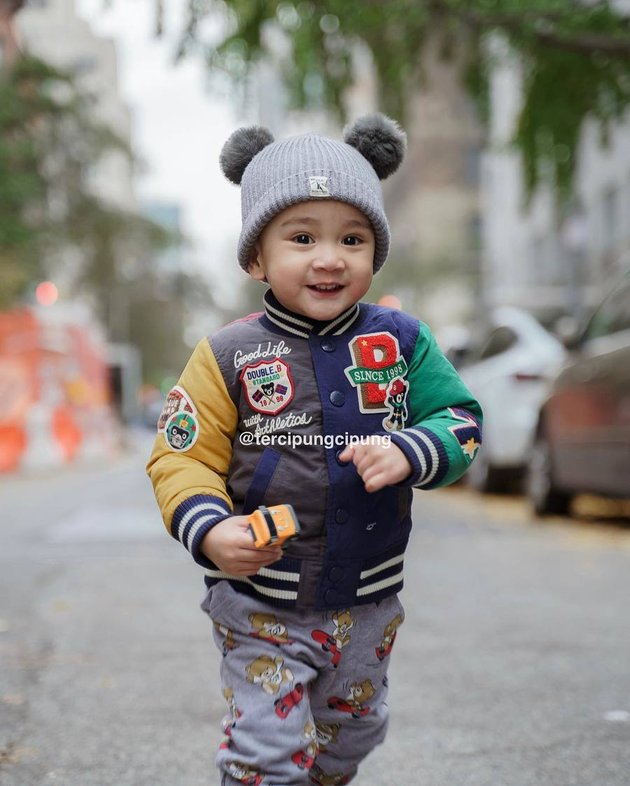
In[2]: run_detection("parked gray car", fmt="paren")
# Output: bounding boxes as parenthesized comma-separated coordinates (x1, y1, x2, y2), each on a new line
(527, 274, 630, 515)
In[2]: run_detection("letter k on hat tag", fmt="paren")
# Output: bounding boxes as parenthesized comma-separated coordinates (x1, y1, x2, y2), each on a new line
(309, 176, 330, 197)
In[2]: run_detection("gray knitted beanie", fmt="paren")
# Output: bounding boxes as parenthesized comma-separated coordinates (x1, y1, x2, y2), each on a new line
(219, 113, 406, 273)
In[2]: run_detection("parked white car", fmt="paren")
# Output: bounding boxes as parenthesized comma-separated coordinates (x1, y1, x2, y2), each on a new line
(456, 307, 566, 493)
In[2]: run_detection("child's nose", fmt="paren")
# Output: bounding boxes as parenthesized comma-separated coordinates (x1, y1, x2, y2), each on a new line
(312, 243, 344, 270)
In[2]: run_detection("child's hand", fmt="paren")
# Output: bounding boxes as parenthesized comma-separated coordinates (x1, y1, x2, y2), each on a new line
(200, 516, 283, 576)
(338, 441, 412, 492)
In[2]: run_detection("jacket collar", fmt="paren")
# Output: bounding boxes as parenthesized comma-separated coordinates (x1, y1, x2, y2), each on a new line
(263, 289, 360, 338)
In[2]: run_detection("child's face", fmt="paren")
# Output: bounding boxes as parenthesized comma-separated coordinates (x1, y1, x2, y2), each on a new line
(249, 200, 375, 321)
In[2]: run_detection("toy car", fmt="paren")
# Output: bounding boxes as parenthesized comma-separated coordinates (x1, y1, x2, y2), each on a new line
(246, 504, 300, 549)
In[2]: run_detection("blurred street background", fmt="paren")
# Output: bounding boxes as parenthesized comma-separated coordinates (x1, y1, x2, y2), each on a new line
(1, 1, 630, 784)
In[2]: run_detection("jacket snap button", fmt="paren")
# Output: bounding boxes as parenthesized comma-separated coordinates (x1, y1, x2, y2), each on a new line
(329, 566, 345, 583)
(329, 390, 345, 407)
(335, 508, 349, 524)
(321, 340, 335, 352)
(324, 588, 338, 605)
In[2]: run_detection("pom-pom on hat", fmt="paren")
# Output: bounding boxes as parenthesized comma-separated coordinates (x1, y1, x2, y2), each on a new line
(219, 113, 406, 273)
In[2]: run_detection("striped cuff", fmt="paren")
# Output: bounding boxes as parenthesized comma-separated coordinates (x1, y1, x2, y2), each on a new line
(356, 552, 404, 600)
(204, 556, 302, 607)
(171, 494, 232, 568)
(390, 427, 449, 489)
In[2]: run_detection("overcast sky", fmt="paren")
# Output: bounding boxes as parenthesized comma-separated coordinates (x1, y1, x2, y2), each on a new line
(76, 0, 244, 292)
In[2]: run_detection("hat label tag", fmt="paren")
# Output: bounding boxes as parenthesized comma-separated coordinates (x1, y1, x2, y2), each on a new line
(309, 176, 330, 197)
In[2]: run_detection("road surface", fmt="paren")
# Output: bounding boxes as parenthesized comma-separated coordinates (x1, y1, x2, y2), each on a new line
(1, 433, 629, 785)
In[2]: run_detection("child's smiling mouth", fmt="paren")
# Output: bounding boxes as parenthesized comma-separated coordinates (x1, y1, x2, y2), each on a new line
(308, 283, 344, 294)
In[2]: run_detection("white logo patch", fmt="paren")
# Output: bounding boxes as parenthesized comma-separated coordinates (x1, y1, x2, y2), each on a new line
(309, 176, 330, 197)
(240, 359, 295, 415)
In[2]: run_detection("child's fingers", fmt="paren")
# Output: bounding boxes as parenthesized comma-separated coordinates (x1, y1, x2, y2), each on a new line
(237, 529, 285, 558)
(223, 547, 282, 575)
(353, 445, 386, 475)
(356, 447, 409, 491)
(241, 547, 283, 565)
(256, 546, 284, 561)
(337, 444, 355, 463)
(360, 462, 388, 491)
(353, 451, 377, 475)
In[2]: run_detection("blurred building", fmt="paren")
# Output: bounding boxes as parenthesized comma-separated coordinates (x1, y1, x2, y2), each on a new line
(482, 29, 630, 324)
(141, 201, 184, 275)
(0, 0, 23, 66)
(12, 0, 146, 423)
(16, 0, 136, 211)
(386, 44, 483, 283)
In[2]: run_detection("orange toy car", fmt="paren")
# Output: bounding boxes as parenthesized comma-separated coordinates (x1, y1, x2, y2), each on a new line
(247, 504, 300, 549)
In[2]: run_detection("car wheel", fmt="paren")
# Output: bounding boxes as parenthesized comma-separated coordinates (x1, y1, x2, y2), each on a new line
(467, 448, 504, 493)
(526, 431, 571, 516)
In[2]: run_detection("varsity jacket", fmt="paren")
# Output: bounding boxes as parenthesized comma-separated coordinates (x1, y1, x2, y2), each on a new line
(147, 290, 482, 610)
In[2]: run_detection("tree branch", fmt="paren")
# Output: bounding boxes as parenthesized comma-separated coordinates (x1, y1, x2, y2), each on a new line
(427, 0, 630, 56)
(531, 30, 630, 57)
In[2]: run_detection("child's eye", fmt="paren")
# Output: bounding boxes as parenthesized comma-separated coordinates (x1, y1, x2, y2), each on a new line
(292, 233, 313, 244)
(342, 235, 362, 246)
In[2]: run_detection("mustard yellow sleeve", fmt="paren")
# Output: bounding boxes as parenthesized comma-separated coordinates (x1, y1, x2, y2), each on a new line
(146, 338, 238, 564)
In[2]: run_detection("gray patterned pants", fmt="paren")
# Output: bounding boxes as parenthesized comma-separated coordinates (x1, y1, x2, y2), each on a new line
(201, 581, 405, 786)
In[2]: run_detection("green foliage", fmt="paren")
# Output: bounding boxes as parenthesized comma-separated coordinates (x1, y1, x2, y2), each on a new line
(171, 0, 630, 199)
(512, 5, 630, 201)
(0, 55, 171, 316)
(0, 57, 55, 305)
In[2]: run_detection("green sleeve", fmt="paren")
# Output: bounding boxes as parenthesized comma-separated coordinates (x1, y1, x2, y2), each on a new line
(389, 322, 483, 488)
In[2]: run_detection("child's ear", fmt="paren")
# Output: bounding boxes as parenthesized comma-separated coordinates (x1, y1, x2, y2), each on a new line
(248, 245, 267, 282)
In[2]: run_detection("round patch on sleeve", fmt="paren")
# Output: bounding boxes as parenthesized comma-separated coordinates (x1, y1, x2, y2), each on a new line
(158, 385, 196, 432)
(164, 411, 199, 452)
